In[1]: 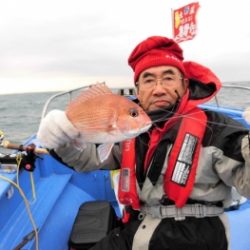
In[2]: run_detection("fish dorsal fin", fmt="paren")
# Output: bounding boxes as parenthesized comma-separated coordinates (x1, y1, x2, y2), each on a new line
(77, 83, 113, 103)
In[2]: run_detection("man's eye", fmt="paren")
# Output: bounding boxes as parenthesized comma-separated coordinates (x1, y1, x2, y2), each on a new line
(144, 79, 154, 84)
(163, 76, 174, 81)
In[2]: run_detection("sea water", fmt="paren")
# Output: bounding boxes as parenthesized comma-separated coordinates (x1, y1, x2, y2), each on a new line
(1, 82, 250, 145)
(0, 92, 56, 144)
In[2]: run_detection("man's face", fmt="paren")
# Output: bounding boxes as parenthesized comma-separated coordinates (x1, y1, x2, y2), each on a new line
(136, 66, 188, 112)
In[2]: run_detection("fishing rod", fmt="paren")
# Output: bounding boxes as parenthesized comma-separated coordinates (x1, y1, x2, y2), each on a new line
(0, 130, 48, 173)
(0, 130, 48, 154)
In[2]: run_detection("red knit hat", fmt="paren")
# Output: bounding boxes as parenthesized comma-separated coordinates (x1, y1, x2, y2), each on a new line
(128, 36, 186, 83)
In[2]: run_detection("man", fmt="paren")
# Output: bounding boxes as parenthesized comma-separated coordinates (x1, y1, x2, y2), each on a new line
(37, 36, 250, 250)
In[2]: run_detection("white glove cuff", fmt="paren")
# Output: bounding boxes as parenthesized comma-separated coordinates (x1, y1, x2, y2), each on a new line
(37, 109, 80, 149)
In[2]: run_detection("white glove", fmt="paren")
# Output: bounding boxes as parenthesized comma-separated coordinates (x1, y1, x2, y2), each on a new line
(37, 109, 80, 149)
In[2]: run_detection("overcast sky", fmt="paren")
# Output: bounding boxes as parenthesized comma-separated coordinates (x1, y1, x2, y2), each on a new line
(1, 0, 250, 94)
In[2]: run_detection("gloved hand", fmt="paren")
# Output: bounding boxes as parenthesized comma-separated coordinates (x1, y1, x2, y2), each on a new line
(37, 109, 80, 149)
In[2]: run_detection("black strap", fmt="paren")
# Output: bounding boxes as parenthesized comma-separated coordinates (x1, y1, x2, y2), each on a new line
(147, 139, 170, 185)
(135, 134, 150, 188)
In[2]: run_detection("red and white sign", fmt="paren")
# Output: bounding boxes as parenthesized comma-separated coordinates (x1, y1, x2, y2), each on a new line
(173, 2, 200, 43)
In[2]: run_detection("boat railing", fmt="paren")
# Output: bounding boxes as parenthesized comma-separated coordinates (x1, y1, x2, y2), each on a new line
(40, 82, 250, 120)
(205, 82, 250, 110)
(222, 85, 250, 91)
(40, 85, 136, 120)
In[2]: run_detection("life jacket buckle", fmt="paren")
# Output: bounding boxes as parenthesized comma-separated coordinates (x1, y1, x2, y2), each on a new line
(138, 212, 145, 221)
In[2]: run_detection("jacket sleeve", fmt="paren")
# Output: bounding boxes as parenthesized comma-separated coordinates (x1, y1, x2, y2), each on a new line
(205, 111, 250, 198)
(52, 143, 122, 172)
(232, 134, 250, 197)
(213, 129, 250, 198)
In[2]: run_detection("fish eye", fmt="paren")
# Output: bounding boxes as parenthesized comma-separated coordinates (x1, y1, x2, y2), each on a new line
(129, 108, 139, 118)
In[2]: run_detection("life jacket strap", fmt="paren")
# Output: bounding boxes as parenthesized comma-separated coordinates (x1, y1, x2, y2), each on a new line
(140, 203, 224, 221)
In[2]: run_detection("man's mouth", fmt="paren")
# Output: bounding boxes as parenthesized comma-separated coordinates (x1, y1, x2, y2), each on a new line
(153, 100, 170, 106)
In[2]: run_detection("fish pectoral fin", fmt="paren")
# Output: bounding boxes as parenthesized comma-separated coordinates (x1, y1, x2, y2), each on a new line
(107, 123, 117, 133)
(97, 143, 114, 163)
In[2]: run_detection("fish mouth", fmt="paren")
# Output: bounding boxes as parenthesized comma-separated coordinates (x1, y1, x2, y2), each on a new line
(141, 123, 152, 133)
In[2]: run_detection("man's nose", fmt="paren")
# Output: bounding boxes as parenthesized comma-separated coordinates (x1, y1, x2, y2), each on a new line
(152, 80, 167, 93)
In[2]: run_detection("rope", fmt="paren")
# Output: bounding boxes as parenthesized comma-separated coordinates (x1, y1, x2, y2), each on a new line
(0, 128, 39, 248)
(15, 153, 22, 186)
(0, 175, 39, 250)
(15, 153, 37, 201)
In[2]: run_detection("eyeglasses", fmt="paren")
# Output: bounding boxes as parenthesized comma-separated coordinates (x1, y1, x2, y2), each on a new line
(138, 75, 183, 90)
